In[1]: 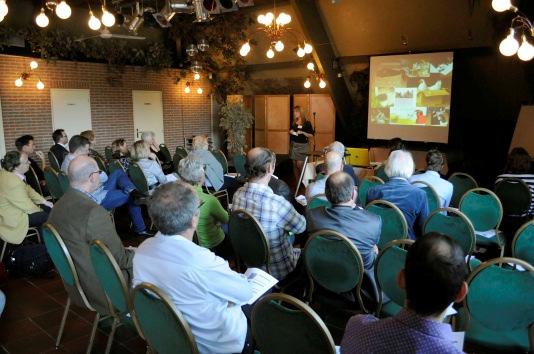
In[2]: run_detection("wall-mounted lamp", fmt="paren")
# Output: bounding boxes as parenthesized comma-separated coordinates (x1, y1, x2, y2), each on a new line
(15, 60, 45, 89)
(493, 0, 534, 61)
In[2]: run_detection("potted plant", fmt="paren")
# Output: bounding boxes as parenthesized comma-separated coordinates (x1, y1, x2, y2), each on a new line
(218, 102, 254, 157)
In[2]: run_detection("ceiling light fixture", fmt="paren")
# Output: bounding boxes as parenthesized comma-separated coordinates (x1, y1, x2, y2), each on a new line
(101, 5, 116, 27)
(493, 1, 534, 61)
(55, 0, 71, 19)
(0, 0, 8, 22)
(35, 8, 50, 28)
(306, 62, 315, 71)
(88, 10, 102, 31)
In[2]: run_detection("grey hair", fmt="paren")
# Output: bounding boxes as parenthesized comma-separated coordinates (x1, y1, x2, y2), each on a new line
(325, 171, 354, 204)
(385, 149, 415, 179)
(177, 156, 205, 185)
(325, 150, 343, 174)
(148, 182, 199, 235)
(325, 141, 345, 156)
(192, 135, 209, 150)
(141, 131, 155, 141)
(68, 156, 98, 186)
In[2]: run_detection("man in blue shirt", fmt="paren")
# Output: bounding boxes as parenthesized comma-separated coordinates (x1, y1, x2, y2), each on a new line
(367, 149, 429, 239)
(341, 233, 468, 354)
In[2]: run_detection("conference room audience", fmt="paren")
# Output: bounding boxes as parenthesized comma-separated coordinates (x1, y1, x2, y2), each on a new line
(306, 150, 343, 201)
(62, 135, 150, 237)
(15, 135, 46, 188)
(319, 141, 360, 185)
(495, 147, 534, 216)
(80, 130, 106, 162)
(50, 129, 69, 166)
(341, 233, 468, 354)
(48, 155, 134, 315)
(131, 140, 176, 187)
(410, 149, 453, 208)
(190, 135, 225, 191)
(306, 171, 381, 271)
(111, 138, 132, 169)
(177, 156, 232, 259)
(133, 182, 253, 354)
(0, 151, 53, 244)
(232, 147, 306, 280)
(367, 150, 429, 239)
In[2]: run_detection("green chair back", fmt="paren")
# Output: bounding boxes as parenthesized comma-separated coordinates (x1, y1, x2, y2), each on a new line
(233, 154, 247, 178)
(172, 153, 182, 173)
(358, 178, 384, 206)
(104, 146, 113, 161)
(252, 293, 336, 354)
(26, 166, 44, 196)
(366, 200, 408, 248)
(307, 194, 331, 210)
(133, 283, 198, 354)
(42, 223, 95, 310)
(44, 167, 64, 200)
(495, 177, 532, 216)
(108, 159, 125, 174)
(459, 188, 503, 232)
(512, 221, 534, 265)
(175, 146, 188, 159)
(411, 180, 441, 211)
(448, 172, 478, 208)
(375, 165, 389, 183)
(212, 149, 228, 174)
(228, 209, 269, 272)
(159, 144, 172, 163)
(303, 230, 366, 310)
(375, 240, 413, 315)
(58, 171, 69, 194)
(48, 151, 61, 172)
(464, 257, 534, 351)
(127, 163, 150, 194)
(423, 207, 475, 256)
(95, 155, 109, 174)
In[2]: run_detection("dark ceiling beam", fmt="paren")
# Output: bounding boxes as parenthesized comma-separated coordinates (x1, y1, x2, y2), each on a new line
(235, 60, 304, 71)
(290, 0, 353, 129)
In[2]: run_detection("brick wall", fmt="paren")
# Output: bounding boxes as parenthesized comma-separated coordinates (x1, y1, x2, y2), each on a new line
(0, 54, 212, 159)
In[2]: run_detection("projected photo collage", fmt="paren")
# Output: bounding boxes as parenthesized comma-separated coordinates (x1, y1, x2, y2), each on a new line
(370, 54, 453, 127)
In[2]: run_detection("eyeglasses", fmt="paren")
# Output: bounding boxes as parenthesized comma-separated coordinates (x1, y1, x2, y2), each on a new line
(89, 170, 101, 178)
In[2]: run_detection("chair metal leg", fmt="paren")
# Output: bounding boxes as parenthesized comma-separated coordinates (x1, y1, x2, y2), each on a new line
(86, 312, 100, 354)
(104, 317, 119, 354)
(0, 241, 6, 263)
(56, 297, 71, 348)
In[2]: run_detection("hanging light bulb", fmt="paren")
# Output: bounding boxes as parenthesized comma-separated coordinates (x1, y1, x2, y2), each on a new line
(319, 79, 327, 89)
(55, 1, 71, 19)
(492, 0, 512, 12)
(14, 77, 23, 87)
(306, 62, 315, 71)
(239, 42, 251, 57)
(304, 42, 313, 54)
(304, 78, 311, 89)
(257, 14, 266, 24)
(101, 6, 116, 27)
(197, 87, 203, 94)
(0, 0, 8, 18)
(264, 12, 274, 25)
(88, 11, 102, 31)
(297, 46, 305, 57)
(274, 40, 284, 52)
(517, 35, 534, 61)
(30, 61, 39, 70)
(184, 84, 191, 94)
(35, 8, 49, 28)
(194, 73, 201, 80)
(499, 28, 519, 56)
(36, 80, 45, 90)
(266, 47, 275, 59)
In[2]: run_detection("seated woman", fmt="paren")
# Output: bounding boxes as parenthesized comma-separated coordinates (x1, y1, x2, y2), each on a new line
(131, 140, 176, 188)
(111, 138, 132, 169)
(140, 131, 172, 173)
(495, 147, 534, 216)
(0, 151, 53, 245)
(177, 155, 232, 260)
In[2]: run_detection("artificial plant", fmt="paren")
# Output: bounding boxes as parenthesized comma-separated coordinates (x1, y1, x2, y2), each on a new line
(218, 102, 254, 157)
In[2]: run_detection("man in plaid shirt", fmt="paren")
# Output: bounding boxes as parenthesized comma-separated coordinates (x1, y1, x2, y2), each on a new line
(232, 147, 306, 280)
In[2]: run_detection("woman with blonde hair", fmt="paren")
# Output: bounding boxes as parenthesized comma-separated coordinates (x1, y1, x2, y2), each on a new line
(131, 140, 176, 188)
(289, 106, 314, 181)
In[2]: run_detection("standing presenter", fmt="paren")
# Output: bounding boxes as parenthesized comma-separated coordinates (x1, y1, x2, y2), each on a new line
(289, 106, 314, 181)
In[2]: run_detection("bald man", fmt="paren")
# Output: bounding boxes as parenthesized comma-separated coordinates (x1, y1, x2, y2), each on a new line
(306, 150, 343, 201)
(47, 155, 134, 315)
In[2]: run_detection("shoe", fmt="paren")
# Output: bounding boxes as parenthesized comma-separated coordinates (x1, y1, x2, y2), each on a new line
(135, 230, 155, 238)
(130, 189, 148, 199)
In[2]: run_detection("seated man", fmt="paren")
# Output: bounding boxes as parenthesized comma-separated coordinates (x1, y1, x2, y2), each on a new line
(306, 171, 380, 271)
(15, 134, 47, 191)
(410, 149, 453, 208)
(134, 183, 253, 354)
(48, 155, 134, 315)
(367, 150, 429, 239)
(62, 135, 150, 237)
(232, 147, 306, 280)
(496, 147, 534, 216)
(80, 130, 106, 162)
(317, 141, 359, 186)
(50, 129, 69, 166)
(341, 233, 468, 354)
(306, 150, 343, 201)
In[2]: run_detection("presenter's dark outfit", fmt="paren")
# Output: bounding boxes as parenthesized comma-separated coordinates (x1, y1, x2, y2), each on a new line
(289, 121, 314, 161)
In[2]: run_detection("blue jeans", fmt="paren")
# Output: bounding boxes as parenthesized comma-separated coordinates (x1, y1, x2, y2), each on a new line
(100, 170, 146, 233)
(0, 290, 5, 318)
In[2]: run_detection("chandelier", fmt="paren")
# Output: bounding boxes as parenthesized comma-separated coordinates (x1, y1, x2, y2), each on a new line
(303, 61, 326, 89)
(239, 3, 313, 59)
(492, 0, 534, 61)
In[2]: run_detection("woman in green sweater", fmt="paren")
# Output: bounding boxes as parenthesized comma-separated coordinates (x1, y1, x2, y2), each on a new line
(176, 155, 232, 260)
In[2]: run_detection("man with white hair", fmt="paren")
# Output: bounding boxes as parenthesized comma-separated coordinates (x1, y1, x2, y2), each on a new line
(367, 150, 429, 239)
(306, 150, 343, 201)
(319, 141, 359, 185)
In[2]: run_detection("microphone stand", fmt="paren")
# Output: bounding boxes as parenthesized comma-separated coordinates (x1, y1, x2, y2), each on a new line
(312, 112, 317, 153)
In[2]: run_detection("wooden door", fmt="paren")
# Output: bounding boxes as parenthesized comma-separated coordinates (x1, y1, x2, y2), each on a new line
(266, 95, 290, 154)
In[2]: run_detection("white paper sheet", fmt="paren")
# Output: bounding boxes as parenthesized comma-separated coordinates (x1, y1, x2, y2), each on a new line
(244, 268, 279, 305)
